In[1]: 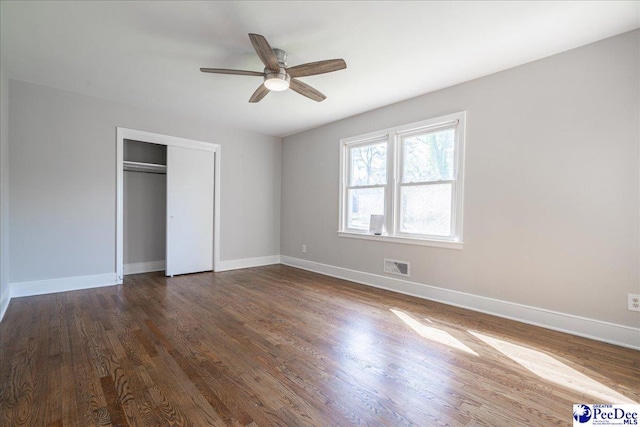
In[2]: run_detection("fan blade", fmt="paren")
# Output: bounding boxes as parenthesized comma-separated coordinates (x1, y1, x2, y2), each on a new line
(200, 68, 264, 77)
(249, 33, 280, 71)
(289, 78, 326, 102)
(249, 84, 270, 103)
(287, 59, 346, 78)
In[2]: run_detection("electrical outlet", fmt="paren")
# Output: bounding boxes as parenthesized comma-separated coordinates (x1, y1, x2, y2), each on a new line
(629, 294, 640, 312)
(301, 244, 307, 253)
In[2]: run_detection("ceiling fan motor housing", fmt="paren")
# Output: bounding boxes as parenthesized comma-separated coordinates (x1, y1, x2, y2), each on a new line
(264, 48, 290, 91)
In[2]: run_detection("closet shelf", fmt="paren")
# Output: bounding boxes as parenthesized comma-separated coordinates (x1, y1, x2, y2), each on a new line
(124, 160, 167, 174)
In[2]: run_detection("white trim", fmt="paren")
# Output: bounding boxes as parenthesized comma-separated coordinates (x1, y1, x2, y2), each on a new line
(124, 261, 165, 275)
(10, 273, 118, 298)
(395, 119, 460, 137)
(213, 147, 222, 274)
(280, 256, 640, 350)
(337, 231, 464, 249)
(116, 127, 222, 282)
(0, 255, 276, 317)
(341, 131, 390, 146)
(118, 128, 216, 152)
(217, 255, 282, 272)
(116, 127, 124, 282)
(0, 287, 10, 322)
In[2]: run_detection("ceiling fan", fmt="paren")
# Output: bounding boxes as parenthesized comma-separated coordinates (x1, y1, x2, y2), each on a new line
(200, 33, 346, 103)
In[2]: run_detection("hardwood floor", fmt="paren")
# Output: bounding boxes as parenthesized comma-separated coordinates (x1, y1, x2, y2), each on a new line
(1, 265, 638, 426)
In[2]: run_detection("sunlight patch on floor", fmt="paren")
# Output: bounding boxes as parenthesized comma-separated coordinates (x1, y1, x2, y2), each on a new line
(469, 331, 637, 404)
(343, 319, 377, 353)
(391, 309, 478, 356)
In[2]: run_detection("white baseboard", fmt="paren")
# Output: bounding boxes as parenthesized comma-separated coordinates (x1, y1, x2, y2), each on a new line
(0, 287, 10, 323)
(280, 256, 640, 350)
(124, 260, 165, 275)
(4, 258, 637, 350)
(217, 255, 281, 272)
(10, 273, 118, 299)
(2, 253, 282, 308)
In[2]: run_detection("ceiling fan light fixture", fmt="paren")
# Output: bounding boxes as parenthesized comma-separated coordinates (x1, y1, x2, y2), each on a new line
(201, 34, 345, 102)
(264, 69, 290, 91)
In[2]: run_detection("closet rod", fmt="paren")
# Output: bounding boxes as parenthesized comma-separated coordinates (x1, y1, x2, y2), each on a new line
(123, 160, 167, 174)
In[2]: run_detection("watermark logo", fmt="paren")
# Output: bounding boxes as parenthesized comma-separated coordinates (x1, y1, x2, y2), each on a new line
(573, 404, 639, 426)
(574, 405, 593, 423)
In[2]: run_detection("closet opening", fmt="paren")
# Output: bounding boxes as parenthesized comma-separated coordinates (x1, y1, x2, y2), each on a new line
(116, 127, 221, 284)
(123, 139, 167, 276)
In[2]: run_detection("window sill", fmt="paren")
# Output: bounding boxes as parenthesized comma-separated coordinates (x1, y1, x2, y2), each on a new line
(337, 231, 463, 250)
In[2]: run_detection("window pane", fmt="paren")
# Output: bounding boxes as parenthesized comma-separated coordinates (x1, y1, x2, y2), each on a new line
(347, 187, 384, 230)
(350, 142, 387, 186)
(402, 129, 454, 182)
(400, 184, 452, 236)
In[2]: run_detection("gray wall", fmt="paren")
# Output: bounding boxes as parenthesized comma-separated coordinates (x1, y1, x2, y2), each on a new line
(124, 140, 167, 265)
(8, 79, 281, 284)
(281, 30, 640, 328)
(124, 171, 166, 265)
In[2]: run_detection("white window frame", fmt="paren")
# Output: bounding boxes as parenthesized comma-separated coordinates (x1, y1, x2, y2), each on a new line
(343, 136, 390, 233)
(338, 111, 466, 249)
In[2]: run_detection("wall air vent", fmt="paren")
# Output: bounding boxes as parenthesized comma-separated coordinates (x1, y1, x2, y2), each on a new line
(384, 259, 410, 277)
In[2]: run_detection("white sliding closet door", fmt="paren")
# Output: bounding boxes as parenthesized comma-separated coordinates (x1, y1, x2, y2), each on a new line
(166, 146, 215, 276)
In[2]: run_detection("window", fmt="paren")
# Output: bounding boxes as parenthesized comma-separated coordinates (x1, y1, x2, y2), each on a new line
(345, 138, 387, 231)
(339, 112, 466, 249)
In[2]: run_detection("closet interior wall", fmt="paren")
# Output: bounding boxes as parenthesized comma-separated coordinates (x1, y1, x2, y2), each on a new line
(123, 139, 167, 275)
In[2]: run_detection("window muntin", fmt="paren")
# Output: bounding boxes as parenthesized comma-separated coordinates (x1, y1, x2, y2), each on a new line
(339, 112, 465, 247)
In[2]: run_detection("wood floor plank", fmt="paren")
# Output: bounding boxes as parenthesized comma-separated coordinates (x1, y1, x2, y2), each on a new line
(1, 265, 639, 426)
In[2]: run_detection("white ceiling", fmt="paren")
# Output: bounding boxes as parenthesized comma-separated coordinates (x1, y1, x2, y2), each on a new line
(1, 1, 638, 137)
